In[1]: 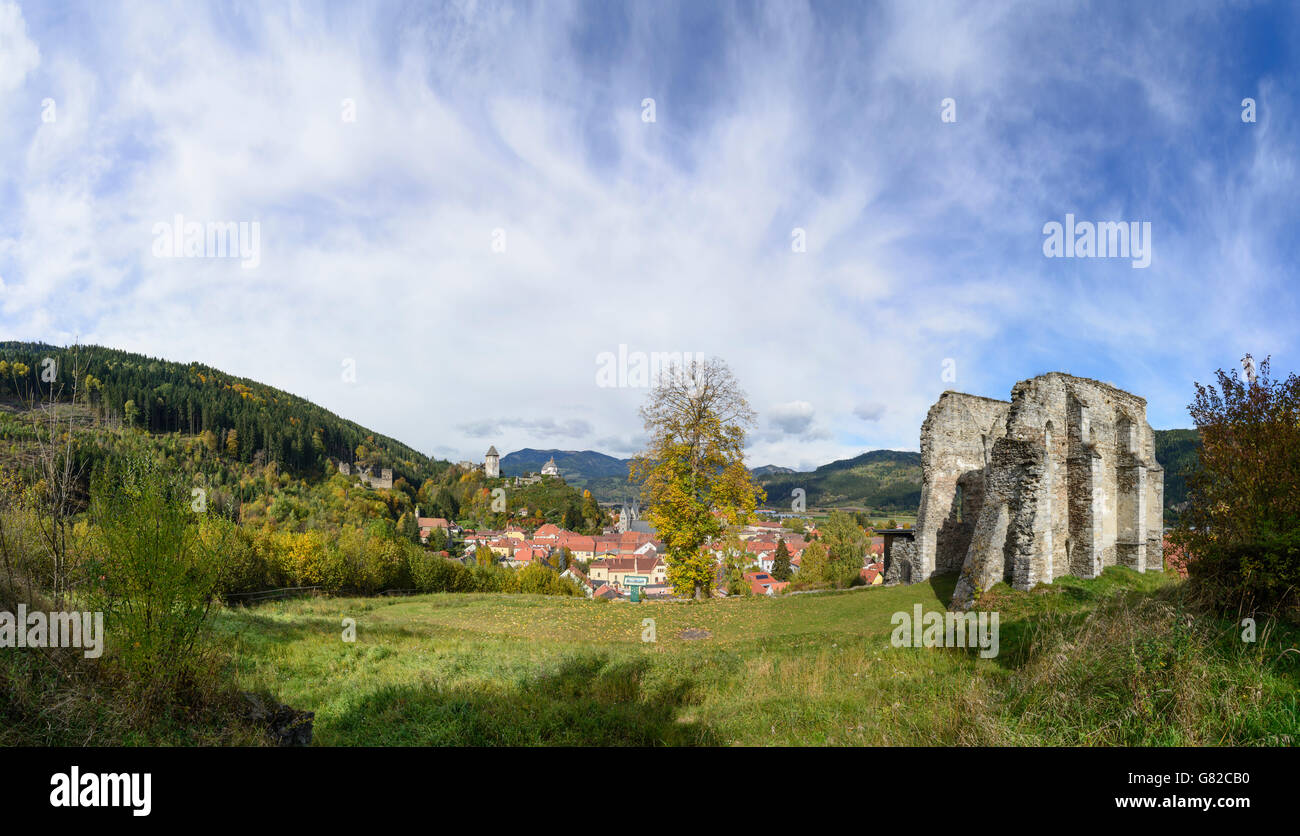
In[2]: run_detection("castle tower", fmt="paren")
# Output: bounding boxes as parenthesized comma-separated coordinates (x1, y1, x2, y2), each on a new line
(485, 445, 500, 479)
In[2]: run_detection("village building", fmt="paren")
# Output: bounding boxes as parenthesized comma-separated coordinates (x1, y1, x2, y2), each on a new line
(588, 555, 667, 592)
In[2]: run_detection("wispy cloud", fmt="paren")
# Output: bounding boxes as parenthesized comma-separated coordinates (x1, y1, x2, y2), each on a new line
(1, 0, 1297, 466)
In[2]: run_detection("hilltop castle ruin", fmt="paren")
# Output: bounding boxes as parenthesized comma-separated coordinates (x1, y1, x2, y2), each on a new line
(889, 373, 1164, 609)
(337, 461, 394, 490)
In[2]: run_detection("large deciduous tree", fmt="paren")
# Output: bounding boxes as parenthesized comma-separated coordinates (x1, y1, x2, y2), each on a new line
(630, 358, 765, 599)
(1171, 355, 1300, 615)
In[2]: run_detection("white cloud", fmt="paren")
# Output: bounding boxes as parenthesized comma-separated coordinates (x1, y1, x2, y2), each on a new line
(0, 1, 38, 94)
(1, 1, 1295, 470)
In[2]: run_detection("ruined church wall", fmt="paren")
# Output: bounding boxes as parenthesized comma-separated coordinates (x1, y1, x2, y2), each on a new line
(1003, 374, 1162, 581)
(913, 392, 1010, 582)
(924, 373, 1166, 609)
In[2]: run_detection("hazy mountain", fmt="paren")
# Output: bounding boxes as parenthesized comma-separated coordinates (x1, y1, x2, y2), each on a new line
(502, 429, 1200, 513)
(500, 448, 638, 502)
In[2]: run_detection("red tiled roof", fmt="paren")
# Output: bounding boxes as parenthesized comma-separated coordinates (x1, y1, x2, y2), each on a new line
(558, 535, 597, 552)
(590, 555, 664, 573)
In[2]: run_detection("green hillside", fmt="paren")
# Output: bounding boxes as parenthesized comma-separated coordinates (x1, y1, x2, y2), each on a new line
(0, 343, 606, 542)
(1153, 428, 1200, 511)
(0, 341, 438, 486)
(757, 449, 922, 511)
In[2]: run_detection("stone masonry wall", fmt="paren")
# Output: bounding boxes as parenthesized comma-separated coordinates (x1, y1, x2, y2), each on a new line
(905, 373, 1164, 610)
(913, 393, 1010, 582)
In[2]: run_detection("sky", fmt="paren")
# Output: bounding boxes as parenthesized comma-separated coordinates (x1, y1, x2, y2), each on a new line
(1, 0, 1297, 470)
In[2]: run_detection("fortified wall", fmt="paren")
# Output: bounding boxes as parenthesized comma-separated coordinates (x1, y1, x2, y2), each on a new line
(898, 373, 1164, 610)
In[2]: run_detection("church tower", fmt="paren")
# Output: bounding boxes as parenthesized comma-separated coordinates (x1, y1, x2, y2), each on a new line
(484, 445, 500, 479)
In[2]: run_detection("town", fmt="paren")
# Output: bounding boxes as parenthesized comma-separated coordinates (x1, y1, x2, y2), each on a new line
(410, 448, 889, 601)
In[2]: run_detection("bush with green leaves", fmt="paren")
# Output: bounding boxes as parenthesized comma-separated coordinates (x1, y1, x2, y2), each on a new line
(409, 550, 473, 593)
(87, 455, 220, 695)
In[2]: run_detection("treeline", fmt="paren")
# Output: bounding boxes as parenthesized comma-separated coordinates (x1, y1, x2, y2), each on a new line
(0, 342, 440, 486)
(0, 343, 611, 535)
(200, 517, 580, 599)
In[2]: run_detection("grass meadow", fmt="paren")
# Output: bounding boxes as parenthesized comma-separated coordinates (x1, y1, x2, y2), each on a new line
(216, 568, 1299, 746)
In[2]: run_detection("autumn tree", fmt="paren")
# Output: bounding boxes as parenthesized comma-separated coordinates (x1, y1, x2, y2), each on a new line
(630, 358, 765, 599)
(1171, 355, 1300, 615)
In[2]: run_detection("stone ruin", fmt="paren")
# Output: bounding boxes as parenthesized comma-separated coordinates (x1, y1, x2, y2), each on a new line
(889, 373, 1164, 610)
(338, 461, 394, 490)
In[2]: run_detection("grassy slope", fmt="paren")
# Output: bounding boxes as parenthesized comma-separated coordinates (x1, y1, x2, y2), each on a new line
(216, 568, 1298, 746)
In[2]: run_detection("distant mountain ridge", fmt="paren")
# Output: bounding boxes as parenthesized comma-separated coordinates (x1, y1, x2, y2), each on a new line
(499, 448, 638, 502)
(506, 431, 1200, 514)
(755, 449, 922, 511)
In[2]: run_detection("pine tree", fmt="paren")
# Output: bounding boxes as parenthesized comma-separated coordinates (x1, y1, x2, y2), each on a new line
(772, 538, 792, 581)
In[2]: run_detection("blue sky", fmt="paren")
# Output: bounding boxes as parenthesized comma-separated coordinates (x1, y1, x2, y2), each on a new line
(1, 0, 1297, 469)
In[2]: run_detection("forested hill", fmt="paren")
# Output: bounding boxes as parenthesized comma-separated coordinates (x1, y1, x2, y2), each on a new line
(756, 449, 923, 511)
(0, 342, 439, 485)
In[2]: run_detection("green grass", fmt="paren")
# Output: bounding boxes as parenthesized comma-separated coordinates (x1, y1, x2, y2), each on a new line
(215, 568, 1300, 746)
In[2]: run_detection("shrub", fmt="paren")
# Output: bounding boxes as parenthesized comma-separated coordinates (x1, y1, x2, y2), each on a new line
(86, 455, 219, 697)
(516, 562, 579, 596)
(1187, 525, 1300, 616)
(199, 516, 267, 598)
(1173, 356, 1300, 617)
(409, 550, 472, 593)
